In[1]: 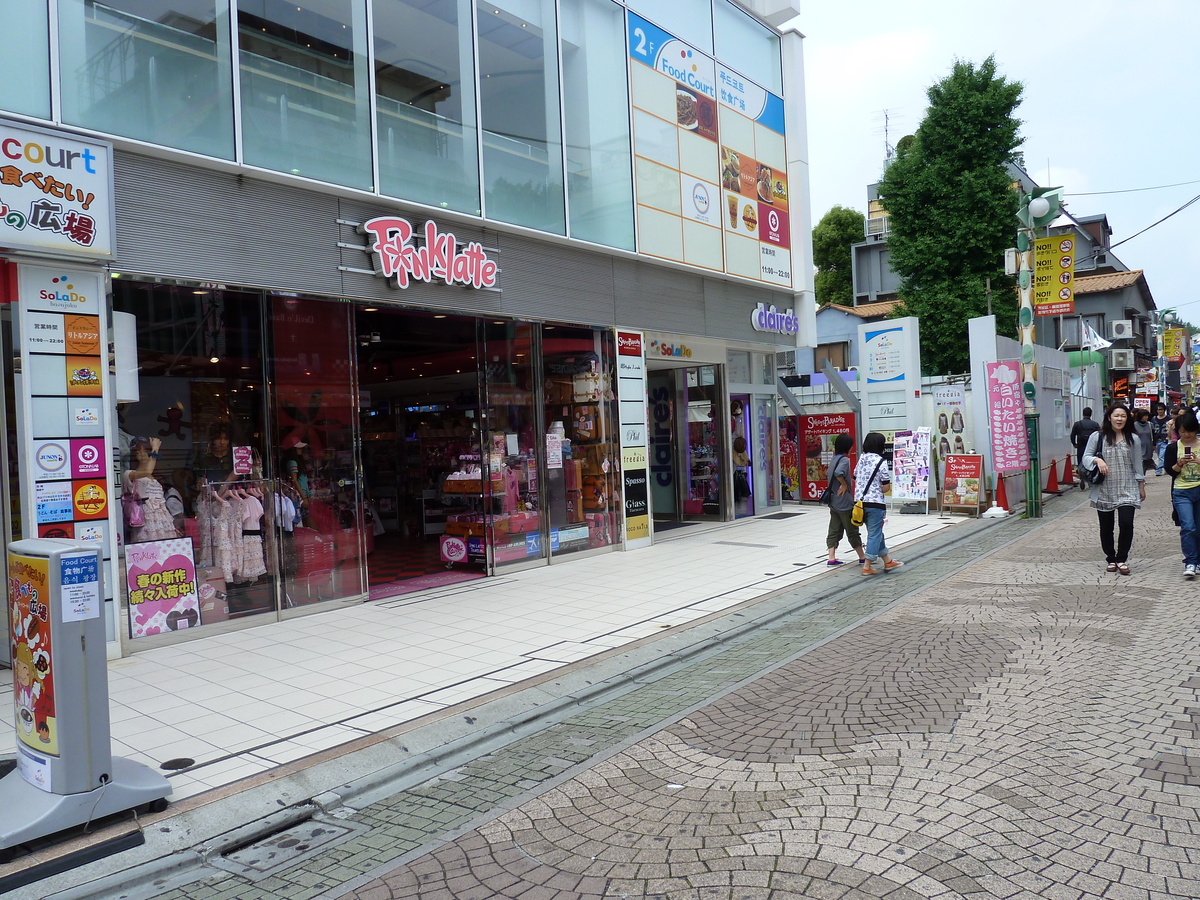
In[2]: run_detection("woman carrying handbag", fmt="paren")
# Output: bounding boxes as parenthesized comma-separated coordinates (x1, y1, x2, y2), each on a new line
(823, 434, 866, 567)
(1082, 403, 1146, 575)
(853, 432, 904, 577)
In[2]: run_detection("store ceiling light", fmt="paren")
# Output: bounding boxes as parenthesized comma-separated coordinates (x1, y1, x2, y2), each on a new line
(210, 356, 220, 363)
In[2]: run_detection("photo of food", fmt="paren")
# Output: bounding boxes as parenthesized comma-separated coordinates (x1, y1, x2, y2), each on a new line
(721, 148, 741, 192)
(676, 89, 698, 129)
(757, 165, 773, 202)
(741, 203, 758, 234)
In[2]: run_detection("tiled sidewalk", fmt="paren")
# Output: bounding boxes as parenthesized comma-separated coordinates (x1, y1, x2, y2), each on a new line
(1, 504, 960, 801)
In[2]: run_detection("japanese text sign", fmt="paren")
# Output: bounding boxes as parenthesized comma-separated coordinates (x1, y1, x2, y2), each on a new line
(986, 361, 1030, 473)
(0, 119, 113, 259)
(1033, 235, 1075, 317)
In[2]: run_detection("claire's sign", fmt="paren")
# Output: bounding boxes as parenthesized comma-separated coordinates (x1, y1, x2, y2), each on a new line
(750, 302, 799, 335)
(360, 216, 498, 290)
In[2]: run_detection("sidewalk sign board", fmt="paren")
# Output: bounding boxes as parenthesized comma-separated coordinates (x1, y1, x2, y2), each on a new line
(941, 455, 984, 516)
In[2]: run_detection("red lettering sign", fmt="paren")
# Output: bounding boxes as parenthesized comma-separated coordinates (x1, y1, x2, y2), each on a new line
(617, 332, 643, 356)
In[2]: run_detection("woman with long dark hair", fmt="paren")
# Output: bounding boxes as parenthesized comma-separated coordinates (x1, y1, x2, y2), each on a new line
(1082, 403, 1146, 575)
(853, 431, 903, 576)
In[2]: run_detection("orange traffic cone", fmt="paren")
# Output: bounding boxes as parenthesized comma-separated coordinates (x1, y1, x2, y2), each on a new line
(994, 473, 1010, 511)
(1045, 460, 1060, 494)
(1062, 455, 1075, 485)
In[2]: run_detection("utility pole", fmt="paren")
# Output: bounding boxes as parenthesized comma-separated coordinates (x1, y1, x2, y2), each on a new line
(1015, 187, 1064, 518)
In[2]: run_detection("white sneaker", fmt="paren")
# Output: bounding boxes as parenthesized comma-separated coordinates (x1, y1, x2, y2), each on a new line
(1186, 565, 1196, 580)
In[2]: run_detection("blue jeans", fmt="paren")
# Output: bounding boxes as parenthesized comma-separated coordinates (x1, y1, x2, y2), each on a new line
(1173, 486, 1200, 566)
(1156, 440, 1169, 475)
(864, 505, 888, 561)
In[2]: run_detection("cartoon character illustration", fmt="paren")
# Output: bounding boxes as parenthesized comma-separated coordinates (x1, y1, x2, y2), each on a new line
(157, 405, 193, 440)
(13, 640, 51, 744)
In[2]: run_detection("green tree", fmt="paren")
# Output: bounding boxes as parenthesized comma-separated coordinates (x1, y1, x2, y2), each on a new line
(812, 205, 865, 307)
(877, 56, 1024, 374)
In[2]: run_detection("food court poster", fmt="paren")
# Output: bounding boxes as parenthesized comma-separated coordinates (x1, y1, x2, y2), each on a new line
(125, 538, 201, 638)
(627, 10, 790, 286)
(10, 551, 58, 755)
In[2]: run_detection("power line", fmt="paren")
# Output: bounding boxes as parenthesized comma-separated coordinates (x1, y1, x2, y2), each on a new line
(1074, 178, 1200, 197)
(1109, 192, 1200, 251)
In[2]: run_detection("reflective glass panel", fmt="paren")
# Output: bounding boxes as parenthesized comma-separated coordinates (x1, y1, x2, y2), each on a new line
(476, 0, 565, 233)
(542, 326, 621, 555)
(58, 0, 234, 158)
(238, 0, 371, 188)
(625, 0, 712, 53)
(713, 0, 781, 94)
(373, 0, 479, 214)
(112, 281, 276, 634)
(561, 0, 633, 249)
(2, 3, 50, 118)
(269, 295, 366, 606)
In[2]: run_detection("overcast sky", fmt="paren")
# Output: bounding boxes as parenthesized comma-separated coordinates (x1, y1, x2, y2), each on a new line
(796, 0, 1200, 322)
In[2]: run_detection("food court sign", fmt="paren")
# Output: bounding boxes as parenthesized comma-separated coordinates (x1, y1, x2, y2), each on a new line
(360, 216, 498, 290)
(0, 119, 114, 259)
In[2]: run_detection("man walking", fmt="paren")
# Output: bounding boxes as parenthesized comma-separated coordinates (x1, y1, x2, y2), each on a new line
(1071, 407, 1101, 489)
(1152, 402, 1172, 476)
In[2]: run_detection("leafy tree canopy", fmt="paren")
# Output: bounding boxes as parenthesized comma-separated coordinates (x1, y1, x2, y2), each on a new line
(877, 55, 1024, 374)
(813, 205, 865, 307)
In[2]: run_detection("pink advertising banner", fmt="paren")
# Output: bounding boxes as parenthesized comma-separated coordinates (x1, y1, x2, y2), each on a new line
(986, 361, 1029, 474)
(125, 538, 200, 638)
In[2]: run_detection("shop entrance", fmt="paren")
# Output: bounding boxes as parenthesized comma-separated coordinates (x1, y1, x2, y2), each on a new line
(355, 309, 490, 597)
(647, 363, 727, 528)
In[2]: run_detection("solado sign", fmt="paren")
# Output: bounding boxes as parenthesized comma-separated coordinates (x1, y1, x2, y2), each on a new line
(750, 302, 799, 335)
(360, 216, 498, 290)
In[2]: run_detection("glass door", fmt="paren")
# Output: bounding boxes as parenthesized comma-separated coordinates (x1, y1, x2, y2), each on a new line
(730, 393, 753, 517)
(480, 320, 545, 569)
(270, 296, 365, 610)
(684, 365, 723, 519)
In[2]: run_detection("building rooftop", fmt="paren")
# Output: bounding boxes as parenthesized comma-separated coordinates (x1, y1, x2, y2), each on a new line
(819, 299, 901, 318)
(1074, 269, 1144, 295)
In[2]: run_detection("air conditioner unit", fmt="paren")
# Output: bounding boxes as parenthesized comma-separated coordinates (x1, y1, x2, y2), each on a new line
(1110, 349, 1135, 370)
(1109, 320, 1133, 340)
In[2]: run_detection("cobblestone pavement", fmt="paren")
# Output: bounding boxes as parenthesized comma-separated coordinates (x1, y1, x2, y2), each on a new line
(112, 480, 1200, 900)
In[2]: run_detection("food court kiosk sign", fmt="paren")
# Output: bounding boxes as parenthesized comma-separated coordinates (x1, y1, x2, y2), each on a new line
(0, 118, 114, 259)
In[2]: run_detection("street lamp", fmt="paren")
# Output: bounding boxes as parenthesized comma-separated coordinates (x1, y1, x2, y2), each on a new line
(1015, 187, 1064, 519)
(1154, 308, 1177, 411)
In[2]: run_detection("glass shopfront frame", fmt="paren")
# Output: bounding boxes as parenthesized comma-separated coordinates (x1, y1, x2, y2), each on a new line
(112, 278, 623, 643)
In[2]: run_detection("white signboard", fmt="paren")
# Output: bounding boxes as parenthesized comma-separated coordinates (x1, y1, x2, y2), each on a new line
(0, 118, 114, 259)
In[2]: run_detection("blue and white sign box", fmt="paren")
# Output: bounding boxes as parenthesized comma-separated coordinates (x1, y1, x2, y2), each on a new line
(858, 317, 923, 435)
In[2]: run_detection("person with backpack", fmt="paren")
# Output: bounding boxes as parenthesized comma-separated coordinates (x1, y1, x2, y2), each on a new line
(1071, 408, 1101, 491)
(823, 433, 866, 567)
(853, 432, 903, 576)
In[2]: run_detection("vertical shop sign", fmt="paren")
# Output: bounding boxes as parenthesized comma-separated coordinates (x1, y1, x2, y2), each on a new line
(986, 361, 1030, 473)
(932, 385, 969, 480)
(16, 265, 110, 560)
(10, 551, 56, 757)
(797, 413, 856, 502)
(0, 118, 115, 259)
(616, 331, 650, 543)
(125, 539, 201, 638)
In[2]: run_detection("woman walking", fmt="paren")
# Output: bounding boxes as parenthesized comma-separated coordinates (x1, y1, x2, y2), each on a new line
(1164, 411, 1200, 579)
(824, 434, 866, 567)
(1082, 403, 1146, 575)
(853, 432, 903, 576)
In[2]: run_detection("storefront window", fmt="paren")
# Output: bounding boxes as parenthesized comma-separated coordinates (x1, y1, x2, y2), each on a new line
(560, 0, 634, 250)
(269, 295, 365, 607)
(476, 0, 565, 234)
(713, 0, 782, 95)
(58, 0, 235, 159)
(238, 0, 372, 188)
(373, 0, 480, 215)
(542, 326, 621, 555)
(753, 393, 779, 507)
(685, 366, 721, 516)
(482, 322, 545, 568)
(113, 282, 273, 635)
(2, 3, 50, 119)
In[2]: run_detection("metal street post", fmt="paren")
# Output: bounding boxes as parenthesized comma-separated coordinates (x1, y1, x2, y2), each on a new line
(1015, 188, 1064, 518)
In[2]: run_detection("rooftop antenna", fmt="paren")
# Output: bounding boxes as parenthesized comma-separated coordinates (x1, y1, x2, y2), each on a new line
(874, 109, 900, 162)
